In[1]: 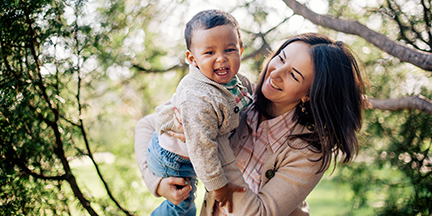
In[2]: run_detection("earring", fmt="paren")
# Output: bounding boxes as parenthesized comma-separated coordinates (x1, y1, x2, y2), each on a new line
(300, 101, 306, 113)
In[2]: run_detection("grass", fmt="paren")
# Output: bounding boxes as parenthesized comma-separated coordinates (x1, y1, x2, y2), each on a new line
(72, 164, 376, 215)
(307, 175, 375, 216)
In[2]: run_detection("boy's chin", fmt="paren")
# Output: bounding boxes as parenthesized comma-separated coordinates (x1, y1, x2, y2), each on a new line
(218, 74, 237, 83)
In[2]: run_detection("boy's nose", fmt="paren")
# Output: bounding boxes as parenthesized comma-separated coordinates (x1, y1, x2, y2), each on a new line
(216, 54, 227, 63)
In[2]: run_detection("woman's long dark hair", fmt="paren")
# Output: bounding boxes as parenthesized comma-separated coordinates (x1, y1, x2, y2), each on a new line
(253, 33, 366, 173)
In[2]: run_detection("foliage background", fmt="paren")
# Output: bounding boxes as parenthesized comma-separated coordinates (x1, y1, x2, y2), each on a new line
(1, 0, 431, 215)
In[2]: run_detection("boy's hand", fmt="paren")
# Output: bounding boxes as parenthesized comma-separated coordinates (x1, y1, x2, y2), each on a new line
(213, 183, 246, 213)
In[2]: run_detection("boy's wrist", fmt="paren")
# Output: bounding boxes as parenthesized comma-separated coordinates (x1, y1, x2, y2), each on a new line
(201, 174, 228, 191)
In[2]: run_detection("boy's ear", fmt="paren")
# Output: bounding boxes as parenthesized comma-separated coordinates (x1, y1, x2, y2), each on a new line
(185, 50, 198, 67)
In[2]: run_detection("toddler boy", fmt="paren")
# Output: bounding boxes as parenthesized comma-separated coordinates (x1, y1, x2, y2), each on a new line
(146, 9, 252, 215)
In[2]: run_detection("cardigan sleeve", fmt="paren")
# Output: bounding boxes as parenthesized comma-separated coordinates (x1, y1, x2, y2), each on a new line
(201, 140, 325, 216)
(179, 97, 229, 191)
(134, 113, 163, 197)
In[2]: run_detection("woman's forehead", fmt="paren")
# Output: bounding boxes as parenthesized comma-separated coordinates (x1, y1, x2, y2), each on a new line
(282, 41, 314, 76)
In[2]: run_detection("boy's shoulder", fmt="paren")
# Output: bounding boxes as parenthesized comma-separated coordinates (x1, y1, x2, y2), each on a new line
(177, 67, 225, 92)
(237, 73, 250, 84)
(236, 73, 253, 94)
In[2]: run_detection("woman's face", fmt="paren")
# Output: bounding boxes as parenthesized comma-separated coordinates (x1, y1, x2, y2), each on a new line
(261, 41, 315, 116)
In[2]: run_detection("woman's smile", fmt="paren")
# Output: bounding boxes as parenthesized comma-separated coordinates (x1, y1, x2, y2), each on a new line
(269, 79, 282, 91)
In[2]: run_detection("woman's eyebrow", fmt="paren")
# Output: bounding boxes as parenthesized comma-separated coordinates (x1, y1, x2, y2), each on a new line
(282, 50, 287, 59)
(293, 68, 305, 81)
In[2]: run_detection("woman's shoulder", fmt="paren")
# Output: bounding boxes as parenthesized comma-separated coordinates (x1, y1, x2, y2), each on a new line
(269, 136, 323, 175)
(278, 130, 322, 160)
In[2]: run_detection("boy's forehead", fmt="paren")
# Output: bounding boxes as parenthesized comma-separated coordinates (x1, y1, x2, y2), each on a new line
(192, 23, 234, 33)
(190, 24, 240, 42)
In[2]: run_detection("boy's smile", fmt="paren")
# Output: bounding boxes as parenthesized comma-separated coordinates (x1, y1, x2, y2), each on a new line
(186, 24, 243, 84)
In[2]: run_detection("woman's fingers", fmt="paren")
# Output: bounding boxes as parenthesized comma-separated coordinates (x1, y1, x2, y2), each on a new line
(157, 177, 192, 205)
(167, 176, 188, 187)
(167, 130, 186, 142)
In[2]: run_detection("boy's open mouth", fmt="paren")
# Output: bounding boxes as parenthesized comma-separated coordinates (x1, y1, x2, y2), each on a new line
(214, 68, 229, 76)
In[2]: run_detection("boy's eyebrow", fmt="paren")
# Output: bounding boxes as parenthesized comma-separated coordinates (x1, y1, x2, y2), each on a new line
(293, 68, 305, 81)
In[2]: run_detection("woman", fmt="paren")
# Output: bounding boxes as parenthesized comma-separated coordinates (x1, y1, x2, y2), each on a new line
(135, 33, 366, 215)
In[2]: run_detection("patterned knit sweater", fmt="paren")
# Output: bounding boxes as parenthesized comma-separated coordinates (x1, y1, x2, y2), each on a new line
(155, 65, 252, 191)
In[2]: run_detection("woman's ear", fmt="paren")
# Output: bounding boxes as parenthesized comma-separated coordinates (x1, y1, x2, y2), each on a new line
(301, 95, 310, 103)
(186, 50, 197, 67)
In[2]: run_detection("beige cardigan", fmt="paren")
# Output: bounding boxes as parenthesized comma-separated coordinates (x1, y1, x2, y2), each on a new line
(153, 65, 252, 191)
(135, 110, 325, 215)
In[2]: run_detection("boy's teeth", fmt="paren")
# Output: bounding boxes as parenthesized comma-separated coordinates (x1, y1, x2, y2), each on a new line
(215, 68, 228, 75)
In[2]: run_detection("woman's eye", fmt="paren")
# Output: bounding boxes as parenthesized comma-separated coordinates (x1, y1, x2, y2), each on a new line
(278, 55, 285, 63)
(291, 73, 299, 82)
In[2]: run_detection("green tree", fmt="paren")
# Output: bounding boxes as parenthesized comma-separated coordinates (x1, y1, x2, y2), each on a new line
(1, 0, 432, 215)
(0, 0, 135, 215)
(281, 0, 432, 214)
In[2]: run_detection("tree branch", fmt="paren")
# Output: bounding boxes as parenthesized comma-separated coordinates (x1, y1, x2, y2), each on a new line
(23, 5, 98, 215)
(132, 63, 187, 74)
(282, 0, 432, 71)
(366, 95, 432, 115)
(241, 17, 290, 61)
(74, 4, 133, 214)
(5, 140, 67, 181)
(242, 34, 271, 61)
(420, 0, 432, 48)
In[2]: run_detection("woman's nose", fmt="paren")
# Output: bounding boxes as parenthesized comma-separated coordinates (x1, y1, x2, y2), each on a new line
(270, 66, 284, 80)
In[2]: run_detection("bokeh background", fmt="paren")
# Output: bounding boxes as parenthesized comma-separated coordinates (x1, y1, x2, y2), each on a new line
(1, 0, 431, 215)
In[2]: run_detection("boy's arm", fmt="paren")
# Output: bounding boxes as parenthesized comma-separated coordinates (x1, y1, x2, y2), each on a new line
(179, 95, 234, 192)
(134, 113, 162, 197)
(213, 182, 246, 213)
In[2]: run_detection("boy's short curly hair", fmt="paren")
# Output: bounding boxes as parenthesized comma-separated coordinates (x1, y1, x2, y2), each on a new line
(184, 10, 243, 50)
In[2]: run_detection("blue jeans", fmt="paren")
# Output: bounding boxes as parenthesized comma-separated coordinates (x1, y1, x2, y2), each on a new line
(147, 132, 197, 216)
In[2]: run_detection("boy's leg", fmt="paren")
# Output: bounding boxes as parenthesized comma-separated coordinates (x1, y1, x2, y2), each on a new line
(147, 133, 197, 216)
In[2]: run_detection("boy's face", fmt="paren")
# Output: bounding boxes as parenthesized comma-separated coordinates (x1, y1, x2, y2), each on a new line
(186, 24, 243, 84)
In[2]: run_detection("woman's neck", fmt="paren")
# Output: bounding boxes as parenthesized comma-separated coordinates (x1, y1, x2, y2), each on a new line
(270, 103, 295, 118)
(259, 104, 295, 124)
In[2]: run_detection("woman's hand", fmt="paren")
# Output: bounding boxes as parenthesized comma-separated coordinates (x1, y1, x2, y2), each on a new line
(167, 108, 186, 142)
(156, 177, 192, 205)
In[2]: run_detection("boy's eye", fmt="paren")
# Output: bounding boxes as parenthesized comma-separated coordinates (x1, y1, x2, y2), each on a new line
(226, 48, 236, 52)
(205, 51, 214, 55)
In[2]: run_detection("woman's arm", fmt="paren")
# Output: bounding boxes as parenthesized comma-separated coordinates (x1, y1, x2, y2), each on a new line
(208, 143, 324, 216)
(134, 113, 162, 196)
(134, 113, 191, 203)
(170, 108, 323, 215)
